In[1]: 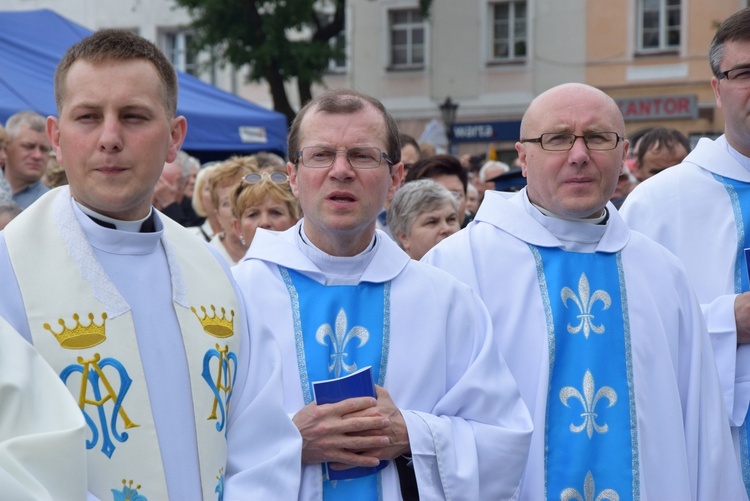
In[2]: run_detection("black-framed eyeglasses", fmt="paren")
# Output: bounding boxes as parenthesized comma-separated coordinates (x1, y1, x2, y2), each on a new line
(295, 146, 393, 169)
(520, 132, 624, 151)
(718, 66, 750, 82)
(243, 171, 289, 184)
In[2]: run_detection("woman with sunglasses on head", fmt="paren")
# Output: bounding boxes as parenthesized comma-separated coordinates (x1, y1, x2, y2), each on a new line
(207, 157, 257, 265)
(231, 171, 300, 258)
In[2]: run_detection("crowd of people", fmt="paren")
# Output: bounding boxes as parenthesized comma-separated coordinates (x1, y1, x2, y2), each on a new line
(2, 7, 750, 501)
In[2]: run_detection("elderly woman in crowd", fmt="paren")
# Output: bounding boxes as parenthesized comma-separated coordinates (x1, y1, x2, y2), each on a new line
(387, 179, 461, 260)
(231, 170, 299, 250)
(207, 156, 257, 265)
(189, 163, 221, 241)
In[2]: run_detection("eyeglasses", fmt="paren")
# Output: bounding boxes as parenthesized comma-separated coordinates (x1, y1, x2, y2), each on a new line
(520, 132, 624, 151)
(243, 171, 289, 184)
(295, 146, 393, 169)
(718, 66, 750, 82)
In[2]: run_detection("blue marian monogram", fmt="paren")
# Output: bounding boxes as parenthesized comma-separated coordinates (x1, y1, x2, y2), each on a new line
(60, 353, 139, 458)
(202, 344, 238, 433)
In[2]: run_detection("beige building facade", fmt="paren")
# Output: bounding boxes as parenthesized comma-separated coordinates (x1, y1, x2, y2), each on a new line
(2, 0, 747, 162)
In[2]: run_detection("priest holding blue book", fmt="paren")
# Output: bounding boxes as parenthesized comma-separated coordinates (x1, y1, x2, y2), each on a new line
(233, 88, 533, 500)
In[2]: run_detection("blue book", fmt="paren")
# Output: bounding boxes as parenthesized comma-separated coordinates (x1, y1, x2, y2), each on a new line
(312, 366, 389, 480)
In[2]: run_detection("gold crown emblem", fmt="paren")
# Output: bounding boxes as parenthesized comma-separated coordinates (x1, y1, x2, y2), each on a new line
(191, 305, 234, 338)
(44, 312, 108, 349)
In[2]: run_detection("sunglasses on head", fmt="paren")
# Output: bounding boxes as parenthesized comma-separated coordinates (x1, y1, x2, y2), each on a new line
(243, 171, 289, 184)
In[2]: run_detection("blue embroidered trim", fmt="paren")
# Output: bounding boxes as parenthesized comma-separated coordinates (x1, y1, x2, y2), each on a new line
(279, 266, 313, 405)
(617, 252, 640, 501)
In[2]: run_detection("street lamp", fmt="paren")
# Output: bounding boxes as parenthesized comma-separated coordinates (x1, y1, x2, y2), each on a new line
(439, 96, 459, 155)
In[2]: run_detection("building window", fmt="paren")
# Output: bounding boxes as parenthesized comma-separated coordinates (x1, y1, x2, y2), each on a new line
(321, 12, 347, 72)
(389, 8, 424, 69)
(163, 31, 199, 75)
(490, 1, 527, 62)
(329, 31, 347, 72)
(638, 0, 681, 52)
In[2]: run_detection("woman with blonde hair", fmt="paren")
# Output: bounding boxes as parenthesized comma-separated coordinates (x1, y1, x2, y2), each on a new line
(231, 171, 299, 251)
(207, 156, 258, 265)
(189, 163, 220, 241)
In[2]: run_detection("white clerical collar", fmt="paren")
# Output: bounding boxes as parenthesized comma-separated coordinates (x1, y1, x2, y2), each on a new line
(722, 135, 750, 174)
(76, 201, 153, 232)
(295, 221, 378, 285)
(524, 191, 608, 252)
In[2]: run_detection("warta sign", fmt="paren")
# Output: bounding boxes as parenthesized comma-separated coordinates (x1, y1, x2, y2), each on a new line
(616, 95, 698, 121)
(451, 121, 522, 143)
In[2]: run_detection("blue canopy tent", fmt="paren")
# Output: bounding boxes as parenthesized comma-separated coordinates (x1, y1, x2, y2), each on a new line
(0, 9, 288, 160)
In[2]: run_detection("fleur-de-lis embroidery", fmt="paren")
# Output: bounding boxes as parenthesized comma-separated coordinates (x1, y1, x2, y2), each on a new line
(315, 308, 369, 378)
(561, 273, 611, 339)
(561, 471, 619, 501)
(560, 370, 617, 438)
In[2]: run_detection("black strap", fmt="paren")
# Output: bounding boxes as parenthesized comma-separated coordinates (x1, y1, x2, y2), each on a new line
(87, 213, 156, 233)
(87, 215, 116, 229)
(394, 455, 419, 500)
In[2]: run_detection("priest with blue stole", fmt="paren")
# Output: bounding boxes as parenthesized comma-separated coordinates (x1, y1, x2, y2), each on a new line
(621, 9, 750, 498)
(424, 82, 746, 500)
(232, 88, 534, 500)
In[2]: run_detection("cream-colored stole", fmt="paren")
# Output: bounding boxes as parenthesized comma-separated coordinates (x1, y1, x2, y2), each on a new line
(5, 188, 240, 500)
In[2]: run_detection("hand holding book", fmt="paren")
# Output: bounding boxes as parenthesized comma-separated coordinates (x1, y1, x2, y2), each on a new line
(313, 366, 389, 480)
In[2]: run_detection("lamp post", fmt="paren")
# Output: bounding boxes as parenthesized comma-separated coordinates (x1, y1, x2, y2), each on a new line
(439, 96, 459, 155)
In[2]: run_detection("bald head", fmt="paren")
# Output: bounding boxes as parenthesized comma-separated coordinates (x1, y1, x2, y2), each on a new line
(520, 83, 625, 139)
(516, 83, 628, 219)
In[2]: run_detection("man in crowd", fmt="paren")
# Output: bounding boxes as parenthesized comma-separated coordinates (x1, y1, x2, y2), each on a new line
(232, 88, 533, 500)
(620, 8, 750, 493)
(153, 149, 204, 226)
(3, 111, 50, 208)
(0, 29, 300, 499)
(629, 126, 690, 182)
(425, 82, 745, 499)
(405, 154, 471, 227)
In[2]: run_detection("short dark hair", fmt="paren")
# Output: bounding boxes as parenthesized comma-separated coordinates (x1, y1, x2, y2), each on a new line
(55, 29, 178, 117)
(399, 133, 421, 153)
(405, 154, 468, 193)
(287, 88, 401, 169)
(709, 8, 750, 77)
(635, 127, 690, 166)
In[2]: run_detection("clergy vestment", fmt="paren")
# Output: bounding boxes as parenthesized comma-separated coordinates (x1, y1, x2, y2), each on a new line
(424, 189, 746, 500)
(0, 187, 301, 500)
(232, 220, 533, 500)
(0, 314, 87, 500)
(621, 134, 750, 493)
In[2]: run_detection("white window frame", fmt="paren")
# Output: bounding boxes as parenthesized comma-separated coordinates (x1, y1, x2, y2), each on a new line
(388, 8, 425, 70)
(637, 0, 681, 53)
(162, 30, 199, 75)
(488, 0, 528, 63)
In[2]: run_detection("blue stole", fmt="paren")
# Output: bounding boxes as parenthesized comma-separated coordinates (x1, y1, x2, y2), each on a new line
(280, 267, 390, 501)
(713, 173, 750, 496)
(530, 246, 638, 501)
